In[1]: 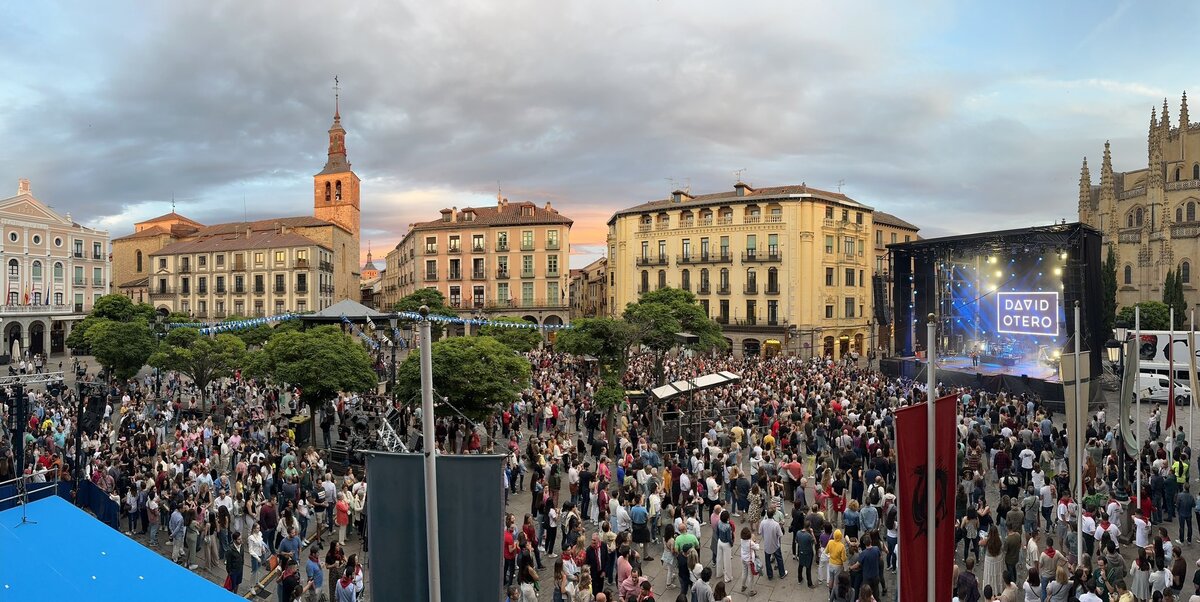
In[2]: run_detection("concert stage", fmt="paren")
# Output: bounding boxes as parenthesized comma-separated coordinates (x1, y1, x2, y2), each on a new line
(887, 222, 1104, 403)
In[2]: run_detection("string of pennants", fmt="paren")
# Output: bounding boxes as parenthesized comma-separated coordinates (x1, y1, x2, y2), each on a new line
(342, 316, 385, 351)
(166, 313, 301, 335)
(374, 310, 572, 330)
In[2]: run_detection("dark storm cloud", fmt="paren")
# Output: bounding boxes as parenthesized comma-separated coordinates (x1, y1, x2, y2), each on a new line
(0, 0, 1160, 250)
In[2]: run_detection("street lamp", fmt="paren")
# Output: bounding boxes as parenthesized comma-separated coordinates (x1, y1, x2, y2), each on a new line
(388, 315, 399, 408)
(1110, 319, 1131, 501)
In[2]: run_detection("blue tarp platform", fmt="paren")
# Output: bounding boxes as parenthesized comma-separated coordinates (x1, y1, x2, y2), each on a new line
(0, 495, 242, 601)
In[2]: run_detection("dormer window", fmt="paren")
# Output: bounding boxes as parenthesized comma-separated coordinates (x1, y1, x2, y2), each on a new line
(463, 211, 475, 222)
(521, 205, 534, 217)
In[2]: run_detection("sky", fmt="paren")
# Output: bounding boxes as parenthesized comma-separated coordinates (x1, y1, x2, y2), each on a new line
(1, 1, 1195, 268)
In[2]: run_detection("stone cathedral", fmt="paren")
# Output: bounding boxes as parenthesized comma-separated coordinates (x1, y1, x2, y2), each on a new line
(1079, 93, 1200, 315)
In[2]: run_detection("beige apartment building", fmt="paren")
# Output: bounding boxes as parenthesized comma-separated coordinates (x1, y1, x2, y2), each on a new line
(0, 179, 110, 356)
(609, 182, 917, 358)
(112, 99, 362, 311)
(871, 212, 920, 355)
(569, 256, 608, 319)
(383, 197, 572, 329)
(146, 230, 335, 318)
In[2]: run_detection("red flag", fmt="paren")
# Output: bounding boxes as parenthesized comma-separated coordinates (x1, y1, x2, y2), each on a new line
(896, 393, 957, 602)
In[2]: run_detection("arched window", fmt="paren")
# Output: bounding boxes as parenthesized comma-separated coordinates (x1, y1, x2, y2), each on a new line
(324, 182, 331, 203)
(1194, 164, 1199, 180)
(1136, 207, 1144, 226)
(31, 261, 41, 281)
(746, 267, 757, 288)
(1124, 264, 1133, 285)
(767, 267, 779, 291)
(719, 268, 729, 291)
(1183, 261, 1192, 284)
(1189, 202, 1196, 222)
(640, 270, 648, 291)
(657, 270, 667, 289)
(1178, 207, 1183, 223)
(335, 181, 342, 201)
(1128, 213, 1134, 228)
(136, 250, 143, 272)
(700, 268, 709, 290)
(53, 262, 63, 281)
(1176, 167, 1182, 181)
(680, 269, 691, 291)
(7, 259, 17, 281)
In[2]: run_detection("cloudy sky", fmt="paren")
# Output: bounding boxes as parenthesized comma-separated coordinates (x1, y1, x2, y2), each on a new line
(0, 1, 1193, 267)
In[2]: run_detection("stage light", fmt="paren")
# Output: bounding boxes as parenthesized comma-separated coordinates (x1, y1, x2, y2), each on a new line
(994, 270, 1002, 277)
(1059, 251, 1067, 260)
(987, 256, 996, 264)
(1038, 272, 1042, 276)
(1054, 267, 1062, 276)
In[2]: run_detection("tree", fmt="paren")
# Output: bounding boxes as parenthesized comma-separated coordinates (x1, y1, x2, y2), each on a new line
(251, 325, 377, 442)
(1164, 267, 1188, 326)
(623, 287, 725, 385)
(86, 319, 157, 381)
(393, 288, 459, 338)
(1117, 300, 1171, 331)
(396, 335, 531, 422)
(1101, 245, 1118, 335)
(556, 317, 640, 447)
(66, 294, 156, 351)
(149, 328, 246, 408)
(478, 317, 542, 353)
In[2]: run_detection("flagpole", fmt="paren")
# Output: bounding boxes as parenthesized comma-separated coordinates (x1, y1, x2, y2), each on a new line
(926, 312, 936, 602)
(1073, 301, 1083, 565)
(1193, 308, 1197, 487)
(1136, 306, 1141, 507)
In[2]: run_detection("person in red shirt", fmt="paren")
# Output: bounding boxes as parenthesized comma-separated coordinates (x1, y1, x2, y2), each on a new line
(503, 514, 519, 586)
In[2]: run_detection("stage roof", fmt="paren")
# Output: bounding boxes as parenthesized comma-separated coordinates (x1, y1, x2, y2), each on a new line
(886, 222, 1100, 257)
(0, 496, 241, 601)
(650, 371, 742, 401)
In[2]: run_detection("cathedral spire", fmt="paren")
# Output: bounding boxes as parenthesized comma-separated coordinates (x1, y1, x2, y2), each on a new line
(1181, 92, 1189, 129)
(1162, 97, 1171, 133)
(1078, 156, 1091, 215)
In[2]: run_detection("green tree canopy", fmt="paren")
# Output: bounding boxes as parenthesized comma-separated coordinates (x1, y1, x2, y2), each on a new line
(393, 288, 459, 337)
(1117, 300, 1171, 331)
(555, 317, 638, 382)
(66, 294, 156, 351)
(396, 335, 530, 421)
(86, 319, 157, 381)
(149, 328, 246, 406)
(249, 325, 377, 439)
(478, 317, 542, 353)
(623, 287, 725, 385)
(1101, 245, 1118, 336)
(1164, 266, 1187, 326)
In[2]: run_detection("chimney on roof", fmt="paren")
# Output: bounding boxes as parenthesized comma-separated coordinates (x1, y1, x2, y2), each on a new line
(498, 197, 509, 210)
(17, 178, 30, 196)
(451, 206, 458, 222)
(734, 181, 753, 197)
(544, 201, 554, 213)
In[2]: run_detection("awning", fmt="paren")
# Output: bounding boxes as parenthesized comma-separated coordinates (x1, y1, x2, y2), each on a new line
(650, 371, 742, 402)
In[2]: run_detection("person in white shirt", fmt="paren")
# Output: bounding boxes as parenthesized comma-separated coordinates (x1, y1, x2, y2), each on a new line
(1133, 509, 1150, 547)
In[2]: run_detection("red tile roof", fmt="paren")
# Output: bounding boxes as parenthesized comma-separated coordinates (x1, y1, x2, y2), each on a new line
(609, 184, 871, 222)
(150, 230, 330, 256)
(408, 203, 572, 233)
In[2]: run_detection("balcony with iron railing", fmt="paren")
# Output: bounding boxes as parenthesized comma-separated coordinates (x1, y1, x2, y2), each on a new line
(198, 287, 208, 295)
(254, 286, 265, 295)
(472, 270, 487, 280)
(296, 258, 309, 268)
(496, 242, 509, 252)
(546, 241, 560, 250)
(179, 265, 191, 273)
(234, 285, 246, 294)
(692, 252, 733, 264)
(677, 254, 697, 264)
(72, 251, 83, 259)
(698, 284, 711, 294)
(425, 246, 438, 255)
(320, 261, 334, 272)
(717, 285, 730, 295)
(424, 272, 438, 282)
(447, 245, 461, 254)
(520, 242, 535, 251)
(472, 244, 486, 253)
(521, 270, 535, 279)
(296, 285, 308, 294)
(484, 297, 569, 309)
(274, 286, 286, 294)
(636, 255, 669, 267)
(149, 288, 175, 299)
(73, 278, 87, 286)
(742, 249, 782, 263)
(495, 269, 510, 279)
(716, 315, 729, 325)
(447, 270, 462, 281)
(765, 284, 780, 295)
(320, 284, 336, 295)
(744, 283, 757, 294)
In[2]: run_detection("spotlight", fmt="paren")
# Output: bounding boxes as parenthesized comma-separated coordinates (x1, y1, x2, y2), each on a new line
(1059, 251, 1068, 260)
(994, 270, 1002, 278)
(1054, 268, 1062, 276)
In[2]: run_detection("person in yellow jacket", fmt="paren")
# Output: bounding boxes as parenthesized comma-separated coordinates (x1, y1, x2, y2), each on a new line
(825, 528, 847, 591)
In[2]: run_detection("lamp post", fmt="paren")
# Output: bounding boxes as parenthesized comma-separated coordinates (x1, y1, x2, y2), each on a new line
(388, 315, 399, 408)
(1110, 320, 1131, 500)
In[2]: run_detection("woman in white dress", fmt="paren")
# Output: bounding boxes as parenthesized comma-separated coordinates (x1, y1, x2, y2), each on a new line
(981, 525, 1006, 595)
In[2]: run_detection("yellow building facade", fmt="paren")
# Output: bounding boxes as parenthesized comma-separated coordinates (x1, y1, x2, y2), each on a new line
(608, 182, 917, 358)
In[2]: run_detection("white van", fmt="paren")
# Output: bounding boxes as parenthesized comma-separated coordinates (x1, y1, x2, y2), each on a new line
(1137, 373, 1193, 406)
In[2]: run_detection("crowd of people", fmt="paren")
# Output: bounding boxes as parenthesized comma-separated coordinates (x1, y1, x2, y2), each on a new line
(6, 338, 1200, 602)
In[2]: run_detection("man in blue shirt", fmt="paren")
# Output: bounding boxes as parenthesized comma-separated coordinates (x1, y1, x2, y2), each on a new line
(277, 527, 303, 565)
(305, 549, 325, 600)
(629, 497, 649, 556)
(855, 533, 885, 597)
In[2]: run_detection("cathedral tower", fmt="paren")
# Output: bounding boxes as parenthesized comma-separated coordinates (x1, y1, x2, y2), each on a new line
(313, 80, 361, 241)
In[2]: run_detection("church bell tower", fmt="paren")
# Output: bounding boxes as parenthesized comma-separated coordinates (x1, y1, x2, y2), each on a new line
(313, 77, 361, 240)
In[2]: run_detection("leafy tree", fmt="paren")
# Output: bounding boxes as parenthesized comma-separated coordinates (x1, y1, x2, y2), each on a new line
(623, 287, 725, 385)
(1101, 246, 1117, 335)
(251, 325, 377, 441)
(478, 317, 542, 353)
(556, 317, 639, 447)
(1117, 300, 1171, 331)
(66, 294, 156, 350)
(148, 328, 246, 408)
(396, 335, 531, 421)
(86, 319, 157, 381)
(1165, 266, 1188, 326)
(393, 288, 459, 338)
